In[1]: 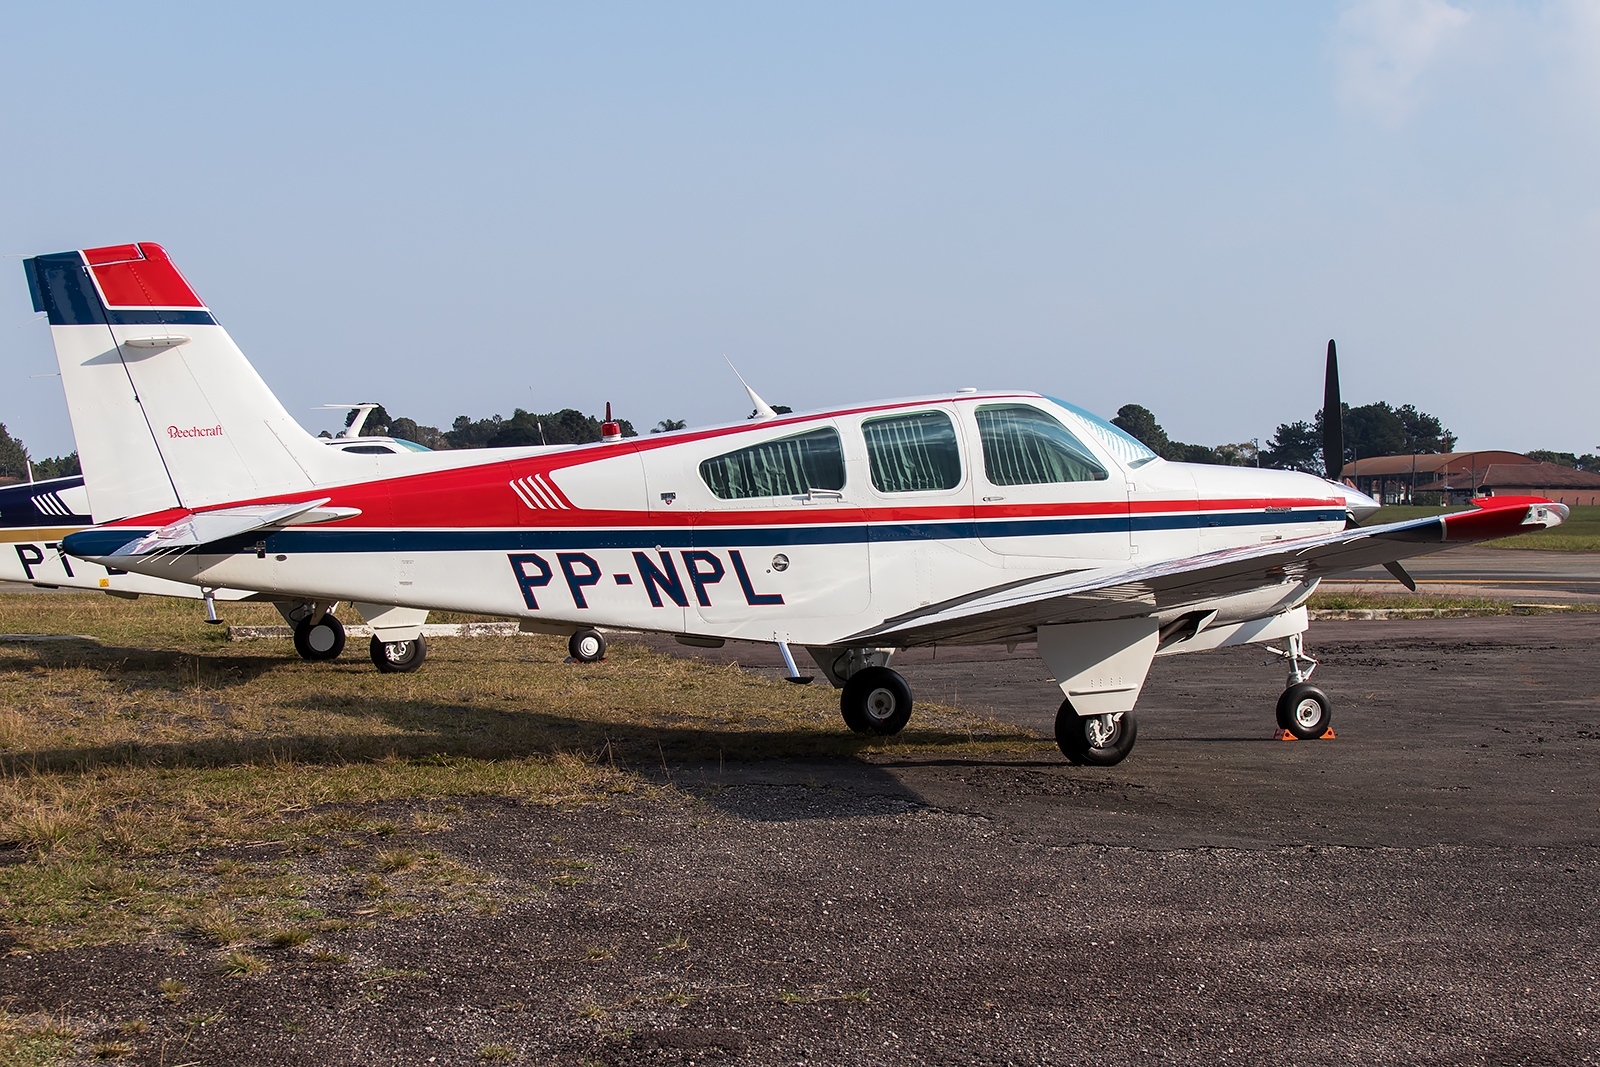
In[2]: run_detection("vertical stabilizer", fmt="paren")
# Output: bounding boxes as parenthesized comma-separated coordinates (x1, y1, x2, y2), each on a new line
(24, 244, 342, 521)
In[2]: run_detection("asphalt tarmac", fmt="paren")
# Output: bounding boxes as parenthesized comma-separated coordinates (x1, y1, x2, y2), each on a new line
(4, 614, 1596, 1065)
(1325, 547, 1600, 603)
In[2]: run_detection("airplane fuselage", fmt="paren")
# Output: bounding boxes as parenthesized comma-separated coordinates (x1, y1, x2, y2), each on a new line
(68, 393, 1354, 648)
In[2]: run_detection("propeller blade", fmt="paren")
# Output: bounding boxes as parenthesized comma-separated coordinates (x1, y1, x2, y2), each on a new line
(1323, 338, 1343, 481)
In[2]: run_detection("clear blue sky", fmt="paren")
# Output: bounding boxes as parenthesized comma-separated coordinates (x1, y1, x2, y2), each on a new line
(3, 1, 1596, 457)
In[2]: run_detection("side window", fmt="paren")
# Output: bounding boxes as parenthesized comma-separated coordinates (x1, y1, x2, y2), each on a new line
(699, 428, 845, 500)
(862, 410, 962, 493)
(975, 405, 1108, 485)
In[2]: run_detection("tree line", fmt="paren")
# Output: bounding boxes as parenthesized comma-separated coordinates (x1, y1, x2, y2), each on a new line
(0, 423, 81, 481)
(1111, 400, 1460, 473)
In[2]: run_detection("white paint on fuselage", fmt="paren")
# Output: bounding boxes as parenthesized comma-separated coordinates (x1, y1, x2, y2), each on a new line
(86, 393, 1361, 647)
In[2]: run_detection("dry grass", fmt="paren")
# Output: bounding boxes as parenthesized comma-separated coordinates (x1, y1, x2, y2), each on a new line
(0, 1011, 78, 1066)
(0, 593, 1036, 953)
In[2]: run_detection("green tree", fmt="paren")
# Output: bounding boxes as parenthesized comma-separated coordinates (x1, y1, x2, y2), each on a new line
(1529, 450, 1600, 473)
(1261, 420, 1322, 474)
(387, 418, 448, 449)
(31, 452, 80, 478)
(1396, 404, 1455, 454)
(0, 423, 27, 480)
(1111, 405, 1170, 454)
(653, 419, 687, 433)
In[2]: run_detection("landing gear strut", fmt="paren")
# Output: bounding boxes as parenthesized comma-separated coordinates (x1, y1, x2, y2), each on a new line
(1268, 632, 1333, 739)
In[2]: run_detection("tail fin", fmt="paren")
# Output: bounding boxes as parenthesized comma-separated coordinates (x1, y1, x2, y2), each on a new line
(23, 243, 340, 521)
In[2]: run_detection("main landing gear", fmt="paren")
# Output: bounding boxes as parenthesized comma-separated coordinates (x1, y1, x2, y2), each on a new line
(1055, 701, 1138, 766)
(292, 612, 346, 662)
(840, 666, 913, 735)
(371, 634, 427, 673)
(1268, 632, 1333, 740)
(815, 648, 915, 736)
(568, 629, 607, 663)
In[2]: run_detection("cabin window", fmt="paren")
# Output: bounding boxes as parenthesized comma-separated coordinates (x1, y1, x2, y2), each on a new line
(975, 404, 1108, 485)
(341, 444, 396, 454)
(699, 428, 845, 500)
(862, 410, 962, 493)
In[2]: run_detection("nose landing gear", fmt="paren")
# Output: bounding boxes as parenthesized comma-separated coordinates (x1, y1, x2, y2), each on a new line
(1268, 632, 1334, 739)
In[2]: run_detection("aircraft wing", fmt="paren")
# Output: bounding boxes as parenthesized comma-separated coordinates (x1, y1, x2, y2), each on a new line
(847, 497, 1568, 647)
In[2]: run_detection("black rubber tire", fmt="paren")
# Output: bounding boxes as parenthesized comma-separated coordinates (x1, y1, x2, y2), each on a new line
(568, 629, 607, 663)
(1055, 700, 1138, 766)
(1276, 683, 1332, 739)
(839, 666, 913, 736)
(370, 634, 427, 673)
(293, 614, 345, 662)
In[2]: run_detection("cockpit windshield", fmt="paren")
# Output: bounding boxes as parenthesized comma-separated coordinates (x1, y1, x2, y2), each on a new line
(1045, 397, 1159, 469)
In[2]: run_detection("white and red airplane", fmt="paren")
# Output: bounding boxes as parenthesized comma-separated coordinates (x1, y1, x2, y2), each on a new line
(24, 242, 1567, 765)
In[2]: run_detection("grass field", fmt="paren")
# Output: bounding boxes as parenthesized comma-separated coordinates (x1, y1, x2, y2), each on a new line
(1367, 504, 1600, 551)
(0, 594, 1038, 964)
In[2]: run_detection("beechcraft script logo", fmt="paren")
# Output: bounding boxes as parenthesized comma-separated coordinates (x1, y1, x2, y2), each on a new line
(167, 424, 224, 439)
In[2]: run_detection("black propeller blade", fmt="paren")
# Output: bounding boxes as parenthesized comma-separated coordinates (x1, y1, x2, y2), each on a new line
(1323, 338, 1343, 481)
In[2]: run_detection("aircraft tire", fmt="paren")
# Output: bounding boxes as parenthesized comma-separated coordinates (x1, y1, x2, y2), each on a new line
(568, 629, 607, 663)
(370, 634, 427, 673)
(840, 667, 913, 736)
(1055, 700, 1138, 766)
(293, 614, 346, 662)
(1276, 683, 1332, 739)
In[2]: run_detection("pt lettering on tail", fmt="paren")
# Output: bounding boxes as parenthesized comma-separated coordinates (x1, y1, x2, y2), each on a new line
(507, 550, 783, 610)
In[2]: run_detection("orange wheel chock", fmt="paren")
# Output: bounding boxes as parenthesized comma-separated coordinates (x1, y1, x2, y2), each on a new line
(1274, 727, 1337, 741)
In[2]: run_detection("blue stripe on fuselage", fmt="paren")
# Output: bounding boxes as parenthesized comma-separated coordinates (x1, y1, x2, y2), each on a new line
(63, 509, 1345, 559)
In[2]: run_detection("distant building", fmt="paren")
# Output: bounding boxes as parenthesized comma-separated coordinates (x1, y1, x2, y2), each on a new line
(1339, 452, 1533, 505)
(1412, 462, 1600, 507)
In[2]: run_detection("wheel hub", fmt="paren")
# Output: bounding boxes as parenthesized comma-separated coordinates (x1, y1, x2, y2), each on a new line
(386, 642, 412, 663)
(308, 625, 336, 654)
(865, 687, 898, 723)
(1085, 713, 1119, 748)
(1294, 698, 1321, 729)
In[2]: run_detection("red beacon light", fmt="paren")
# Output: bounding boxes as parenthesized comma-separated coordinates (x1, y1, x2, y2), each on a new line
(601, 402, 622, 443)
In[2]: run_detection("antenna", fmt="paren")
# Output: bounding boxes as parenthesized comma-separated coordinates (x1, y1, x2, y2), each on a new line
(726, 357, 776, 420)
(601, 402, 622, 442)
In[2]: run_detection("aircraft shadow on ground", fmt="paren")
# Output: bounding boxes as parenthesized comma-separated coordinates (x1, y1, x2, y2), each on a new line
(1, 689, 1043, 808)
(6, 641, 293, 687)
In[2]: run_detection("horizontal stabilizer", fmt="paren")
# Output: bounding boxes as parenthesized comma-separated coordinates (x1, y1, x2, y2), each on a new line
(111, 498, 358, 556)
